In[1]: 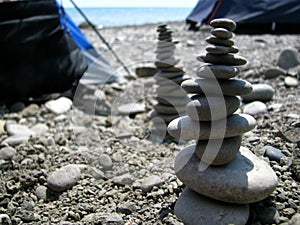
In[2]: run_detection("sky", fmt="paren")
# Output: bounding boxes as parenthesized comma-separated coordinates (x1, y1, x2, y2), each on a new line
(62, 0, 198, 8)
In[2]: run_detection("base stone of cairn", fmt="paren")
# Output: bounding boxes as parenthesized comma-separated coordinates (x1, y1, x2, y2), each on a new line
(151, 24, 189, 138)
(167, 19, 278, 224)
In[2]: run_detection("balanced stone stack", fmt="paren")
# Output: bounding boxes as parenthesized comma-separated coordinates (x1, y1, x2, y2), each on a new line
(167, 19, 278, 224)
(151, 24, 189, 127)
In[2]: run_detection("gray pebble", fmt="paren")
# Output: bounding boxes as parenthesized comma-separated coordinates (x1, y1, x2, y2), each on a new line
(211, 28, 233, 39)
(0, 147, 16, 160)
(284, 76, 299, 87)
(264, 145, 286, 163)
(243, 101, 267, 116)
(241, 84, 274, 102)
(264, 67, 286, 79)
(210, 18, 237, 31)
(141, 175, 164, 192)
(197, 53, 247, 66)
(98, 154, 113, 170)
(277, 48, 300, 70)
(206, 36, 234, 47)
(47, 164, 81, 192)
(35, 186, 48, 201)
(112, 174, 135, 185)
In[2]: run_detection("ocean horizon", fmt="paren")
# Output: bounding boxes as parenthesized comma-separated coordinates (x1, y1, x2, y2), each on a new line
(64, 7, 193, 28)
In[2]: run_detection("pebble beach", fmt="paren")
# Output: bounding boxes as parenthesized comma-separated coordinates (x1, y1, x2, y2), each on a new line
(0, 21, 300, 224)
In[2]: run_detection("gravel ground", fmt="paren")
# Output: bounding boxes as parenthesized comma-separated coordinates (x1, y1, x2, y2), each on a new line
(0, 21, 300, 224)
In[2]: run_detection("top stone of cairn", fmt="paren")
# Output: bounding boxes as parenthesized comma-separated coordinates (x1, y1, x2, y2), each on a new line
(210, 18, 237, 32)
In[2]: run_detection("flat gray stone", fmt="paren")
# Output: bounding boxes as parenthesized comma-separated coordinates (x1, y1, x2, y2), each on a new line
(211, 28, 233, 39)
(197, 53, 247, 66)
(277, 48, 300, 70)
(156, 74, 187, 85)
(155, 45, 176, 53)
(155, 71, 183, 79)
(210, 18, 237, 31)
(47, 164, 81, 192)
(167, 114, 256, 140)
(141, 175, 164, 192)
(196, 64, 239, 79)
(2, 135, 31, 146)
(151, 111, 182, 123)
(0, 147, 16, 160)
(175, 146, 278, 203)
(154, 104, 185, 115)
(156, 83, 179, 94)
(181, 78, 253, 96)
(264, 67, 286, 79)
(117, 103, 146, 116)
(241, 84, 274, 102)
(157, 87, 187, 97)
(195, 136, 242, 165)
(6, 124, 36, 137)
(243, 101, 267, 116)
(175, 188, 249, 225)
(206, 44, 239, 54)
(156, 96, 189, 106)
(30, 123, 49, 136)
(206, 36, 234, 47)
(156, 51, 174, 60)
(187, 95, 240, 121)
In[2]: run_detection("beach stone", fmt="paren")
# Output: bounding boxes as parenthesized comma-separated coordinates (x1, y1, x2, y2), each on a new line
(284, 76, 299, 87)
(241, 84, 274, 102)
(47, 164, 81, 192)
(150, 111, 181, 123)
(155, 58, 179, 67)
(243, 101, 267, 116)
(195, 136, 242, 165)
(30, 123, 49, 136)
(288, 213, 300, 225)
(210, 18, 237, 31)
(45, 97, 72, 114)
(211, 28, 233, 39)
(277, 48, 300, 70)
(197, 53, 247, 66)
(174, 188, 249, 225)
(2, 136, 31, 146)
(154, 104, 185, 114)
(157, 88, 187, 97)
(9, 102, 25, 113)
(196, 64, 239, 79)
(206, 36, 234, 47)
(6, 124, 35, 137)
(264, 145, 286, 163)
(141, 175, 164, 192)
(112, 174, 135, 186)
(35, 185, 48, 201)
(264, 67, 286, 79)
(167, 114, 256, 140)
(174, 146, 278, 203)
(98, 154, 113, 170)
(117, 103, 146, 116)
(155, 71, 183, 79)
(206, 44, 239, 54)
(292, 148, 300, 181)
(187, 95, 240, 121)
(156, 83, 179, 93)
(181, 78, 253, 96)
(0, 147, 17, 160)
(156, 96, 189, 106)
(156, 51, 174, 60)
(81, 212, 124, 224)
(155, 45, 176, 53)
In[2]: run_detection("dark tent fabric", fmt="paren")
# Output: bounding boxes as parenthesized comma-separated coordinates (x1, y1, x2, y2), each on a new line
(186, 0, 300, 34)
(0, 0, 87, 104)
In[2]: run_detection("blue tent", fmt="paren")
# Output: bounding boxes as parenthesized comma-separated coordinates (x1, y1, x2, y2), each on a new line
(186, 0, 300, 34)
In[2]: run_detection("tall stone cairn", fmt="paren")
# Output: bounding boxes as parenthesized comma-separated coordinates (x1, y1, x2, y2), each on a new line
(151, 24, 189, 128)
(167, 19, 278, 224)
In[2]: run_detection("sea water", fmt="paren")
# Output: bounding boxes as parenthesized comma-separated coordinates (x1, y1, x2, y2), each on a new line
(64, 7, 192, 27)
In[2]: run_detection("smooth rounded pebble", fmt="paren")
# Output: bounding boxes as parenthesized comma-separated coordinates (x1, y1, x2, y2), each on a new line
(196, 64, 239, 79)
(187, 95, 240, 121)
(264, 145, 286, 163)
(154, 71, 183, 79)
(141, 175, 164, 192)
(156, 96, 189, 106)
(47, 164, 81, 192)
(167, 114, 256, 140)
(206, 44, 239, 54)
(45, 97, 72, 114)
(243, 101, 267, 116)
(195, 136, 242, 165)
(211, 28, 233, 39)
(181, 78, 253, 96)
(210, 18, 237, 31)
(241, 84, 274, 102)
(154, 104, 185, 115)
(197, 53, 247, 66)
(151, 111, 183, 123)
(175, 188, 249, 225)
(175, 146, 278, 203)
(0, 147, 17, 160)
(284, 76, 299, 87)
(277, 48, 300, 70)
(264, 67, 286, 79)
(117, 103, 146, 116)
(156, 83, 179, 94)
(206, 36, 234, 47)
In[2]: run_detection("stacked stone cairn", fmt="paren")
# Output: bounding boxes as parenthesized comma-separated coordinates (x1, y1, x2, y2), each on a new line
(151, 24, 189, 134)
(167, 19, 278, 224)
